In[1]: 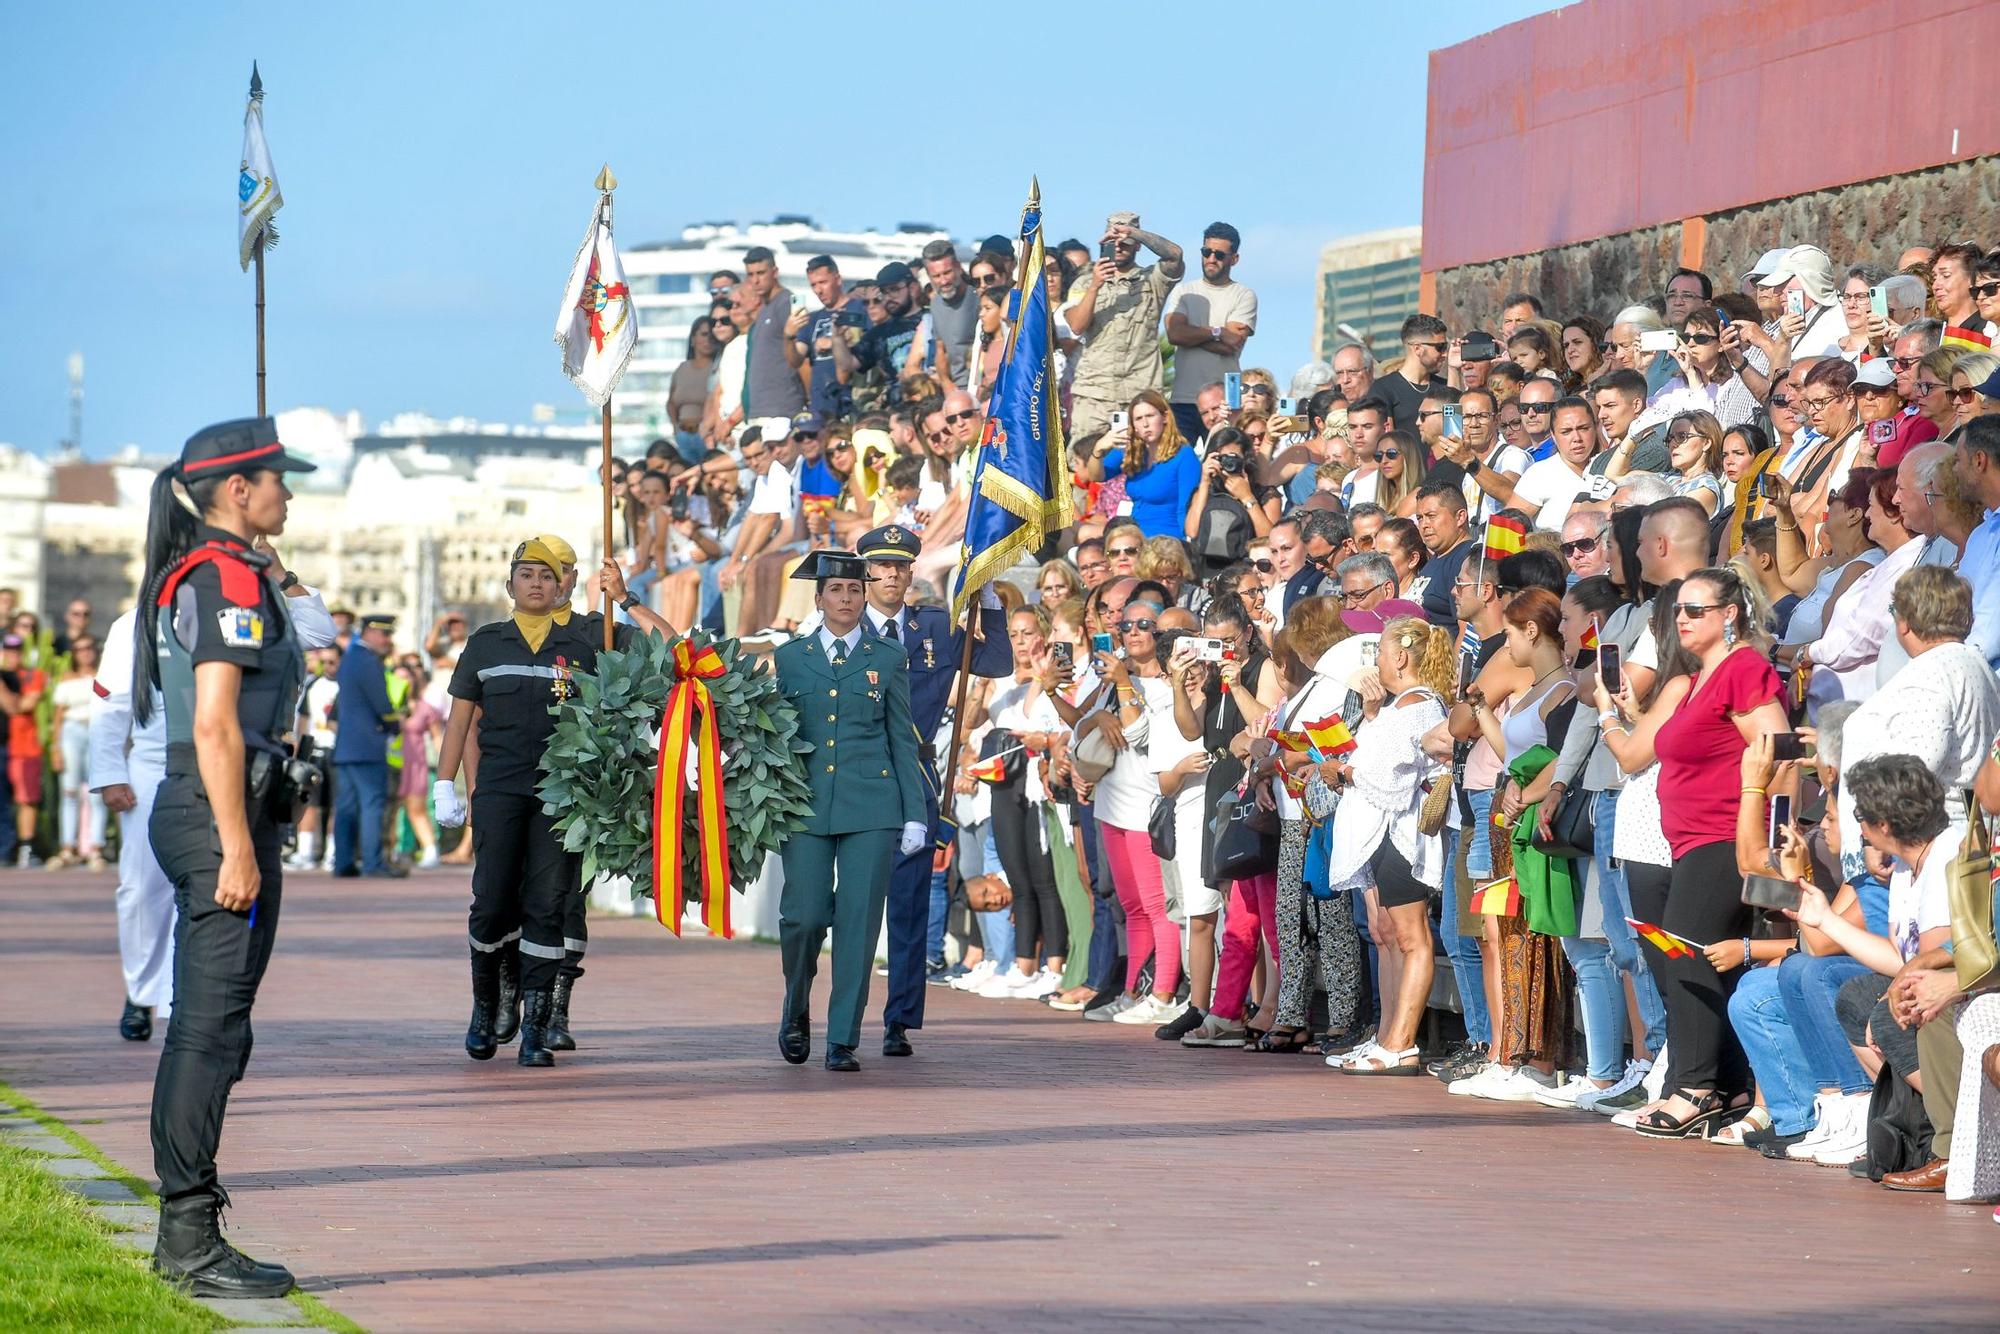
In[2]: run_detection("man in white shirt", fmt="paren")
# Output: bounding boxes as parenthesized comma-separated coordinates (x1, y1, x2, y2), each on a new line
(1164, 221, 1257, 444)
(1452, 397, 1610, 531)
(722, 422, 804, 635)
(1456, 387, 1528, 523)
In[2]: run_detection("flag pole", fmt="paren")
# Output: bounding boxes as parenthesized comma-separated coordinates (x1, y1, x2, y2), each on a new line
(250, 64, 267, 416)
(596, 164, 618, 651)
(941, 178, 1044, 793)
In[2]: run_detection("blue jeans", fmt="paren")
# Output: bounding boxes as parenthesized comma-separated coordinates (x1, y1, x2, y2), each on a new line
(1437, 836, 1491, 1046)
(1561, 935, 1625, 1081)
(1594, 789, 1668, 1056)
(1728, 964, 1819, 1134)
(331, 760, 389, 874)
(1777, 948, 1873, 1095)
(1464, 789, 1494, 879)
(977, 822, 1015, 965)
(927, 865, 950, 968)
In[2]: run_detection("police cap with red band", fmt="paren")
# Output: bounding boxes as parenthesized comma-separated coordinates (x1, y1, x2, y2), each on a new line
(177, 417, 318, 480)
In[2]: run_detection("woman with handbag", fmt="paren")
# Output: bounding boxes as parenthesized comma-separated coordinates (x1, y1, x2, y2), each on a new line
(1517, 574, 1647, 1108)
(1074, 593, 1183, 1027)
(975, 605, 1070, 1000)
(1317, 615, 1454, 1074)
(1241, 599, 1364, 1054)
(1455, 588, 1581, 1101)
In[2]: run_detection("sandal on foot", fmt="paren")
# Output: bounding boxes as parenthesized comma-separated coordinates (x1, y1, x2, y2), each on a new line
(1248, 1027, 1310, 1054)
(1634, 1088, 1730, 1140)
(1342, 1044, 1421, 1075)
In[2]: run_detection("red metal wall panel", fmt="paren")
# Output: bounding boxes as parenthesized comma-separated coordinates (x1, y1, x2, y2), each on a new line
(1422, 0, 2000, 272)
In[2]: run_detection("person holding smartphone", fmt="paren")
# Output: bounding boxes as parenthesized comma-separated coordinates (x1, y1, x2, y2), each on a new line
(1060, 209, 1185, 437)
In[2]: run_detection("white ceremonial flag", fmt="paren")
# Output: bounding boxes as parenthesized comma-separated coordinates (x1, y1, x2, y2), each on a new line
(237, 64, 282, 271)
(553, 196, 637, 408)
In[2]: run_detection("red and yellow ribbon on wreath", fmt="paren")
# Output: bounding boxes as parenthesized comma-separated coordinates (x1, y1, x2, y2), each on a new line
(651, 639, 732, 938)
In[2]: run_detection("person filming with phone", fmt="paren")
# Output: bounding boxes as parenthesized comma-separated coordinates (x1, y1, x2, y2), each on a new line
(1060, 210, 1185, 437)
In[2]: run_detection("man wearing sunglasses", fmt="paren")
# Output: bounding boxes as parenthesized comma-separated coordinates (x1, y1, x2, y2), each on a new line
(1163, 221, 1257, 444)
(1514, 378, 1560, 462)
(1061, 209, 1185, 437)
(837, 261, 928, 410)
(1559, 510, 1611, 579)
(1378, 313, 1449, 433)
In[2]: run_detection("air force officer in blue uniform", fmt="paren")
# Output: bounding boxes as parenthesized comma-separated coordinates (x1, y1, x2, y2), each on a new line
(852, 524, 1012, 1058)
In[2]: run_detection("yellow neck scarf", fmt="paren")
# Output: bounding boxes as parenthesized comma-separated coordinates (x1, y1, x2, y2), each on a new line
(512, 611, 555, 652)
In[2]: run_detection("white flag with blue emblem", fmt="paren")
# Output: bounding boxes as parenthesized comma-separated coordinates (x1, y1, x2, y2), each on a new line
(237, 64, 283, 271)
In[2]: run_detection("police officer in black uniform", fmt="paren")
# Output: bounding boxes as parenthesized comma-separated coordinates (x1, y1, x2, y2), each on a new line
(135, 418, 319, 1298)
(432, 540, 672, 1066)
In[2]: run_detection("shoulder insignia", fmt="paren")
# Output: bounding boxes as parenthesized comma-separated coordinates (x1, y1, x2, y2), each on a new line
(157, 543, 262, 610)
(216, 606, 267, 648)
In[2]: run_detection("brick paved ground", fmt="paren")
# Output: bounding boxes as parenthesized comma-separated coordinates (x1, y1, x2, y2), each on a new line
(2, 867, 1995, 1332)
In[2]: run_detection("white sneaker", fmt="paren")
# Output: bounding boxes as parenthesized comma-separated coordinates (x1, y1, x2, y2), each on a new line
(1811, 1092, 1871, 1167)
(951, 959, 998, 993)
(416, 851, 442, 870)
(1785, 1092, 1838, 1161)
(284, 852, 316, 871)
(1479, 1068, 1559, 1103)
(1083, 993, 1136, 1023)
(1325, 1040, 1380, 1070)
(1532, 1076, 1603, 1109)
(1575, 1058, 1651, 1110)
(1181, 1014, 1249, 1047)
(1447, 1062, 1511, 1097)
(1012, 969, 1062, 999)
(1112, 995, 1168, 1025)
(976, 966, 1035, 999)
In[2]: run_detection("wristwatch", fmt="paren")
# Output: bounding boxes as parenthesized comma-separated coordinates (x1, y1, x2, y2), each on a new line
(277, 571, 299, 592)
(1464, 455, 1481, 477)
(619, 592, 640, 611)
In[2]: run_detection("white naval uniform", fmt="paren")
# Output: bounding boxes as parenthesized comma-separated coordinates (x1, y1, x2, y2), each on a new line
(89, 589, 335, 1016)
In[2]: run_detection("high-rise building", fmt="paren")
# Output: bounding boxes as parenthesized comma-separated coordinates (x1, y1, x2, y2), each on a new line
(1315, 226, 1423, 367)
(615, 217, 951, 440)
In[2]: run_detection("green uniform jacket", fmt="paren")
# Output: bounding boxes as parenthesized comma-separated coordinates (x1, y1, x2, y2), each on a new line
(774, 633, 926, 837)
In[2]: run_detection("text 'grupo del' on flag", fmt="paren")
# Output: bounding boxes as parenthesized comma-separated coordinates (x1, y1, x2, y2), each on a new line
(951, 178, 1074, 619)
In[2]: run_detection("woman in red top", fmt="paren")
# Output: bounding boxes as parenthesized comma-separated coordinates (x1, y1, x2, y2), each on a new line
(1597, 566, 1787, 1138)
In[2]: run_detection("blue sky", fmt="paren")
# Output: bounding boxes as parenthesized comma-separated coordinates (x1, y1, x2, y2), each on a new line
(0, 2, 1556, 456)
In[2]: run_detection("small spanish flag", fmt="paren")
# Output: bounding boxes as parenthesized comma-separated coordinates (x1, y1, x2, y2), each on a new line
(1943, 324, 1993, 352)
(966, 753, 1009, 783)
(1270, 730, 1314, 754)
(1304, 713, 1358, 757)
(1470, 877, 1522, 916)
(1625, 917, 1697, 959)
(1483, 514, 1527, 563)
(1580, 618, 1600, 651)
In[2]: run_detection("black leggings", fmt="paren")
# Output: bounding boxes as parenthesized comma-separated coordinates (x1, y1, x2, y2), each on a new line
(991, 778, 1066, 959)
(1626, 840, 1751, 1096)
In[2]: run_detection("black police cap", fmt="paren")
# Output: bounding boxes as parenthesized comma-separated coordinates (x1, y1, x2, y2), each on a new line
(177, 417, 318, 480)
(790, 551, 876, 583)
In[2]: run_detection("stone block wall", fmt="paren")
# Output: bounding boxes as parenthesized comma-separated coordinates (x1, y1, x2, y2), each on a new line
(1433, 156, 2000, 331)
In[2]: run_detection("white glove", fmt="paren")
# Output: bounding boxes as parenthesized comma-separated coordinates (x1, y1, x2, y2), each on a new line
(899, 822, 928, 856)
(433, 779, 467, 829)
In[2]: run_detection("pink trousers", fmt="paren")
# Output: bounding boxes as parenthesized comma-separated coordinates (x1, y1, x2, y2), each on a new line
(1099, 821, 1181, 997)
(1208, 871, 1279, 1021)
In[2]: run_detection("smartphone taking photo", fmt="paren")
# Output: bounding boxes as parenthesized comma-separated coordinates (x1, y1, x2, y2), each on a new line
(1598, 641, 1622, 697)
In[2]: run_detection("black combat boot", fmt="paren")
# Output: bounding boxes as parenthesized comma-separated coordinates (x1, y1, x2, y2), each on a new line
(517, 988, 555, 1067)
(547, 969, 579, 1052)
(153, 1192, 294, 1299)
(466, 951, 500, 1060)
(494, 943, 521, 1043)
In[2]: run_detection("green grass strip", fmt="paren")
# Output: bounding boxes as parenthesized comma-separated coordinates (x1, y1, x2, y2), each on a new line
(0, 1081, 364, 1334)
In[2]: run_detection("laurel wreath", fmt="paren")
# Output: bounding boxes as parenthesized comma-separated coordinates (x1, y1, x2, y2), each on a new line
(536, 631, 814, 902)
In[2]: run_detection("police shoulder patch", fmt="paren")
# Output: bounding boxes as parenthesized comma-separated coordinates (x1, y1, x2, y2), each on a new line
(216, 607, 266, 648)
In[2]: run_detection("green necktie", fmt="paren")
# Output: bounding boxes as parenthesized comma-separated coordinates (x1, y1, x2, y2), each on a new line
(831, 637, 849, 666)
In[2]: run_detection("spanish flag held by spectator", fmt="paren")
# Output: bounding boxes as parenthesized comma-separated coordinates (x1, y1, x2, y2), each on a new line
(1482, 514, 1527, 563)
(1625, 918, 1698, 959)
(1470, 877, 1522, 916)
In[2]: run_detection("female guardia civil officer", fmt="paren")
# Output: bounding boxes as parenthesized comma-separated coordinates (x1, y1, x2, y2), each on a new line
(772, 552, 927, 1072)
(133, 417, 320, 1299)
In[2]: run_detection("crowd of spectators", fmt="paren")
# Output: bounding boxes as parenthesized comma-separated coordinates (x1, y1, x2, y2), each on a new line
(607, 219, 2000, 1222)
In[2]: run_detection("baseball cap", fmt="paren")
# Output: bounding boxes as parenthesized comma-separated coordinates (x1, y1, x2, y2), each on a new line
(1853, 359, 1899, 390)
(533, 534, 578, 571)
(511, 538, 567, 572)
(1978, 366, 2000, 400)
(876, 261, 915, 286)
(1742, 247, 1792, 284)
(177, 417, 317, 480)
(791, 412, 825, 434)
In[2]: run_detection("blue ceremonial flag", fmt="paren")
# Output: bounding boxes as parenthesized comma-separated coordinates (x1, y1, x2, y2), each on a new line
(951, 179, 1073, 619)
